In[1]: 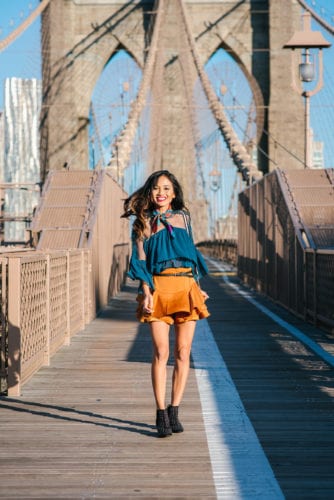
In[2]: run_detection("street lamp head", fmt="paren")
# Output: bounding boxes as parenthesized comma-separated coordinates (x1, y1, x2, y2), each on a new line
(282, 11, 331, 170)
(284, 12, 331, 50)
(284, 31, 331, 50)
(299, 59, 315, 83)
(209, 168, 221, 192)
(283, 11, 331, 94)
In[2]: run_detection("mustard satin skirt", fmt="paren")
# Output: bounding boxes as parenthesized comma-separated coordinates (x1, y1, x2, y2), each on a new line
(136, 267, 210, 325)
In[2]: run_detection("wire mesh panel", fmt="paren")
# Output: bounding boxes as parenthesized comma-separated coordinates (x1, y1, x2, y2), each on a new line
(50, 171, 94, 187)
(49, 252, 68, 356)
(308, 227, 334, 248)
(314, 251, 334, 329)
(5, 248, 94, 395)
(238, 169, 334, 333)
(0, 258, 8, 394)
(83, 249, 95, 324)
(37, 207, 87, 229)
(256, 180, 265, 289)
(249, 185, 258, 285)
(287, 234, 297, 312)
(15, 255, 48, 387)
(305, 251, 315, 321)
(108, 243, 130, 300)
(238, 188, 252, 285)
(195, 239, 237, 265)
(264, 174, 277, 299)
(68, 251, 85, 337)
(43, 188, 91, 206)
(89, 171, 130, 309)
(275, 177, 294, 308)
(295, 239, 305, 317)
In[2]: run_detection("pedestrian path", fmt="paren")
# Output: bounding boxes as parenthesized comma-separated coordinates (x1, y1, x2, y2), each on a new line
(1, 259, 334, 499)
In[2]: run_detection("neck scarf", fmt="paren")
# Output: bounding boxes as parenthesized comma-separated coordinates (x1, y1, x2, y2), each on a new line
(151, 209, 175, 238)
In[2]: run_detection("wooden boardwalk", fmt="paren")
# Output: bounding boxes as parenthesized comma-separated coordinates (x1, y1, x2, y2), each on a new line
(1, 259, 334, 499)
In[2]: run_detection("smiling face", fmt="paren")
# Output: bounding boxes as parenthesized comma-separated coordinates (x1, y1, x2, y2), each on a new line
(151, 175, 176, 213)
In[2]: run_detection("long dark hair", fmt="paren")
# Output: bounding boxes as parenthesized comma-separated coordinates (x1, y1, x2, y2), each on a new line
(121, 170, 187, 238)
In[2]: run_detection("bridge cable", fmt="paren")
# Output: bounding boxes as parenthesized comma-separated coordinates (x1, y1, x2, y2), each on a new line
(0, 0, 50, 53)
(108, 0, 164, 179)
(219, 86, 306, 168)
(179, 1, 261, 184)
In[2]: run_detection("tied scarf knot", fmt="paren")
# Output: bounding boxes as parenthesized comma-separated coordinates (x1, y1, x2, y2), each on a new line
(151, 210, 175, 238)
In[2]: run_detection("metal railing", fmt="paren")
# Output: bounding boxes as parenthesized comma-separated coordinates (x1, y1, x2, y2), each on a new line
(0, 249, 95, 396)
(0, 258, 8, 394)
(0, 169, 131, 396)
(197, 239, 238, 266)
(304, 248, 334, 328)
(238, 169, 334, 332)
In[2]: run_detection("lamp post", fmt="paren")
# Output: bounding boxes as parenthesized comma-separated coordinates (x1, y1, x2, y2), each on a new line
(119, 81, 129, 123)
(209, 168, 221, 238)
(284, 11, 331, 169)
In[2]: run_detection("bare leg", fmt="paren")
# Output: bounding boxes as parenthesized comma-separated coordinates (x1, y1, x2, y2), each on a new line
(171, 321, 196, 406)
(150, 321, 170, 409)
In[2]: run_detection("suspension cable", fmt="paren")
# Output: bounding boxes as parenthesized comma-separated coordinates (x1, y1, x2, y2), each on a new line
(0, 0, 50, 53)
(180, 1, 261, 183)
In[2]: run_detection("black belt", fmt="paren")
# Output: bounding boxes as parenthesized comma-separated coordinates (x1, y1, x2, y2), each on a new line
(154, 271, 193, 277)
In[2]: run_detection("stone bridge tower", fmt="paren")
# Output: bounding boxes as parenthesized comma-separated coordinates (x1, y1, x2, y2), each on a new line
(40, 0, 304, 182)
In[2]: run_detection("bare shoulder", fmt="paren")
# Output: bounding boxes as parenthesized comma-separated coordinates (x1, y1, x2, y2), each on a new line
(170, 209, 190, 229)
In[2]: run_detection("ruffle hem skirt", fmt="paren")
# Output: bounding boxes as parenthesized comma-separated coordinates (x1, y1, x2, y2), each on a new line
(136, 267, 210, 325)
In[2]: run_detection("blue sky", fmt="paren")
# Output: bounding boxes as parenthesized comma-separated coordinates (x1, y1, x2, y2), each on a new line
(0, 1, 41, 106)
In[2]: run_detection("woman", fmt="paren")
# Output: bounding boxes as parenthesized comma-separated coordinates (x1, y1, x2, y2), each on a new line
(122, 170, 209, 437)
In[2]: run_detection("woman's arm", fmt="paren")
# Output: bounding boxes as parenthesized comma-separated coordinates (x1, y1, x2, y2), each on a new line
(141, 281, 154, 313)
(128, 232, 154, 290)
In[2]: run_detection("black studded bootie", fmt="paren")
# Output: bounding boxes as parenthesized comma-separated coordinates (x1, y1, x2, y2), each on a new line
(167, 405, 184, 433)
(156, 409, 172, 438)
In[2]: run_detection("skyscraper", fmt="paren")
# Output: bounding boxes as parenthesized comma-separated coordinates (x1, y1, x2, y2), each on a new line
(310, 128, 325, 169)
(0, 111, 4, 243)
(3, 77, 41, 242)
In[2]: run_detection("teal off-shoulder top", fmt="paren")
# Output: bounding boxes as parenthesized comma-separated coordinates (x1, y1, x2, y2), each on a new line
(128, 211, 208, 290)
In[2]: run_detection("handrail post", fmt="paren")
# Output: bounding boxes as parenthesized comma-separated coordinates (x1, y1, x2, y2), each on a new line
(44, 254, 50, 366)
(303, 250, 307, 320)
(274, 209, 278, 301)
(294, 236, 298, 314)
(81, 250, 85, 330)
(65, 251, 70, 345)
(7, 257, 21, 396)
(313, 250, 317, 326)
(0, 258, 8, 392)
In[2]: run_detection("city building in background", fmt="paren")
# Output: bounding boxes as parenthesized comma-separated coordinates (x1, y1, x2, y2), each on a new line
(0, 112, 4, 242)
(2, 77, 41, 243)
(309, 128, 325, 169)
(0, 111, 4, 179)
(312, 141, 325, 169)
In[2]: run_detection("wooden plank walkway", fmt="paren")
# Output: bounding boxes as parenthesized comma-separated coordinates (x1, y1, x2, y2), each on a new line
(1, 258, 334, 499)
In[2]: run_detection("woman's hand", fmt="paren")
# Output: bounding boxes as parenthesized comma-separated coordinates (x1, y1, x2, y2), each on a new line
(142, 292, 154, 314)
(142, 283, 154, 314)
(200, 289, 209, 301)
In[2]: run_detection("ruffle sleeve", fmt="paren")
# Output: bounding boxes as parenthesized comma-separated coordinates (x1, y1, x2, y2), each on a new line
(195, 248, 209, 279)
(127, 232, 154, 290)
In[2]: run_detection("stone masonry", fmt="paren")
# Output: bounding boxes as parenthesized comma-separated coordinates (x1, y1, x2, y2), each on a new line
(40, 0, 304, 180)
